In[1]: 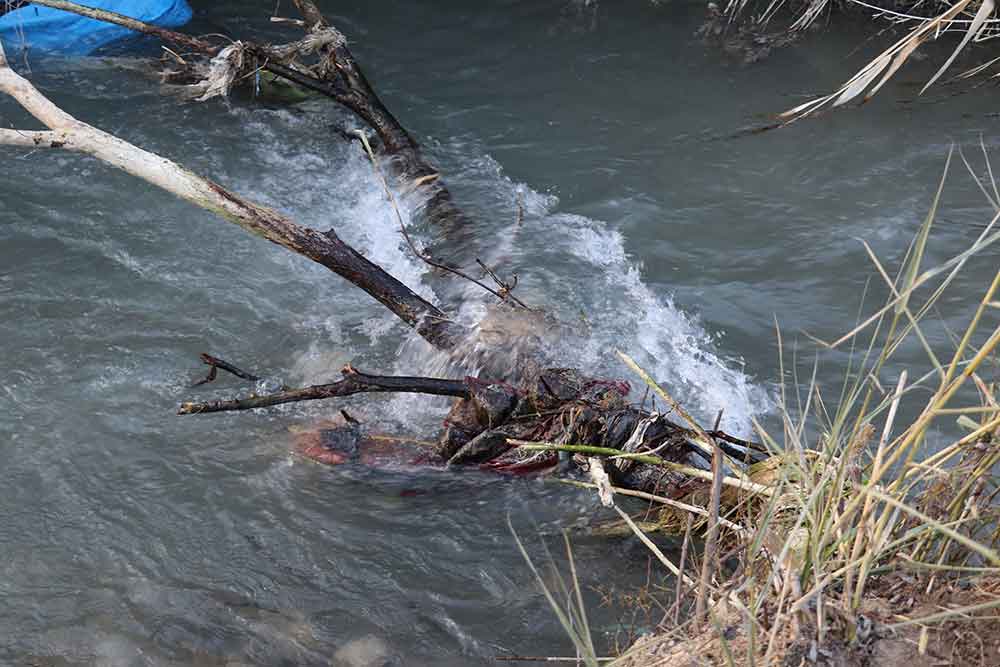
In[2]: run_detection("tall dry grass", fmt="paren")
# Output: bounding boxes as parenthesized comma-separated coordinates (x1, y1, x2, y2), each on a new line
(718, 0, 1000, 121)
(519, 149, 1000, 664)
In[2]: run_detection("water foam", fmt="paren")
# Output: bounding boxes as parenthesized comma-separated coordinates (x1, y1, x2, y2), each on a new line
(557, 213, 772, 434)
(226, 107, 770, 434)
(395, 164, 772, 435)
(231, 107, 441, 348)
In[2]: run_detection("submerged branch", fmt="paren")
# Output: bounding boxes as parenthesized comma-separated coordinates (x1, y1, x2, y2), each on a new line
(191, 353, 261, 387)
(355, 131, 531, 308)
(18, 3, 359, 114)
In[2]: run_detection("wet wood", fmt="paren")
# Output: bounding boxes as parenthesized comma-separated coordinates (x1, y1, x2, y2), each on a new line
(0, 4, 768, 503)
(179, 365, 470, 414)
(0, 41, 465, 350)
(32, 0, 472, 233)
(288, 0, 472, 232)
(181, 359, 769, 497)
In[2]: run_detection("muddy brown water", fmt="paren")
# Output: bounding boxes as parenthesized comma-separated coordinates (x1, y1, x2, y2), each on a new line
(1, 1, 998, 664)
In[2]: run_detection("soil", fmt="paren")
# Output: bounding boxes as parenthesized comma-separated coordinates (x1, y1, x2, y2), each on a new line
(619, 574, 1000, 666)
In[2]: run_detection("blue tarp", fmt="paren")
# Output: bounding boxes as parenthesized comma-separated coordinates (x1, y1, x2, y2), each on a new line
(0, 1, 193, 55)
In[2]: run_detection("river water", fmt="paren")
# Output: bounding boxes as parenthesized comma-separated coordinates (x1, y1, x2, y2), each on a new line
(1, 1, 998, 664)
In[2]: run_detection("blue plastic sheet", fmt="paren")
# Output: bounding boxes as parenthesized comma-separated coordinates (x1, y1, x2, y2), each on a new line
(0, 1, 193, 55)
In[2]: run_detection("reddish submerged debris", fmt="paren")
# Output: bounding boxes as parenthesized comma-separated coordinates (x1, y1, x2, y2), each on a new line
(293, 366, 763, 498)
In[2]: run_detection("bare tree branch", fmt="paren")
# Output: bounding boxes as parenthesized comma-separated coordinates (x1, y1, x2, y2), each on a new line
(191, 353, 261, 387)
(0, 128, 63, 148)
(26, 0, 218, 53)
(23, 1, 427, 173)
(284, 0, 508, 279)
(21, 0, 496, 266)
(0, 41, 465, 349)
(23, 0, 352, 106)
(179, 365, 471, 414)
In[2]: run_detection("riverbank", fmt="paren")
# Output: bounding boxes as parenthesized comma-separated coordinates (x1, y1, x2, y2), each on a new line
(573, 159, 1000, 665)
(621, 575, 1000, 665)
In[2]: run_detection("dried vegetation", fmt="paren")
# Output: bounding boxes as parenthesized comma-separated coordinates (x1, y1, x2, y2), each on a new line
(523, 151, 1000, 665)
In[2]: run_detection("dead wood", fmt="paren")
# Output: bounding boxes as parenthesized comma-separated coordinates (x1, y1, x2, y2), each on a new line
(191, 353, 260, 387)
(26, 0, 522, 312)
(0, 40, 465, 350)
(283, 0, 477, 236)
(179, 355, 767, 498)
(179, 364, 470, 414)
(28, 0, 476, 236)
(354, 131, 530, 309)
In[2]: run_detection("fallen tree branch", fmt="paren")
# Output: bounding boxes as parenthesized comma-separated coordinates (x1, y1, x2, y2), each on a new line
(285, 0, 478, 233)
(179, 365, 470, 414)
(20, 1, 365, 116)
(29, 0, 475, 232)
(17, 2, 389, 135)
(0, 41, 465, 350)
(286, 0, 422, 159)
(0, 128, 63, 148)
(191, 353, 261, 387)
(1, 6, 775, 515)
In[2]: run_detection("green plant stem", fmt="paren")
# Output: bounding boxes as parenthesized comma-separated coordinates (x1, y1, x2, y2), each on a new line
(509, 440, 774, 496)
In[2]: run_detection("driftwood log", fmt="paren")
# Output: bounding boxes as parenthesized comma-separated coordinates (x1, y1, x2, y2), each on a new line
(0, 1, 768, 503)
(24, 0, 473, 236)
(181, 356, 768, 498)
(0, 24, 465, 349)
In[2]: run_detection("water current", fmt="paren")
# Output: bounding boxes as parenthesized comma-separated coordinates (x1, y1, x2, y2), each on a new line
(1, 1, 998, 664)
